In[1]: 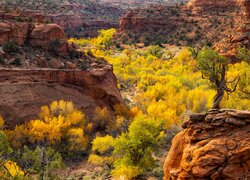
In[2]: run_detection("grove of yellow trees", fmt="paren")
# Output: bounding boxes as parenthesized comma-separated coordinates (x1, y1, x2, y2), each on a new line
(6, 100, 88, 152)
(69, 29, 250, 179)
(0, 28, 249, 179)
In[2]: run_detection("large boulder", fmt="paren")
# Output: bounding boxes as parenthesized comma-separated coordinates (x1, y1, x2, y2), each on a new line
(164, 109, 250, 179)
(29, 23, 68, 54)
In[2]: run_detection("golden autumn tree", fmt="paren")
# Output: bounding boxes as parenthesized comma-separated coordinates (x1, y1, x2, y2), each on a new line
(6, 100, 88, 154)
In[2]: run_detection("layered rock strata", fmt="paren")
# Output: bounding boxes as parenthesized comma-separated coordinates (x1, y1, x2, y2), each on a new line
(0, 67, 123, 128)
(164, 109, 250, 179)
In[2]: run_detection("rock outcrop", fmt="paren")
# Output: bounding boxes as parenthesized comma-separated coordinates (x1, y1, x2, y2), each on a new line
(119, 6, 174, 30)
(164, 109, 250, 179)
(0, 67, 123, 128)
(30, 24, 68, 54)
(0, 6, 124, 129)
(0, 21, 29, 45)
(0, 11, 74, 55)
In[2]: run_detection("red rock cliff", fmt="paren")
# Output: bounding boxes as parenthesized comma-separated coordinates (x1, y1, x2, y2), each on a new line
(118, 2, 240, 47)
(0, 11, 73, 55)
(0, 10, 124, 129)
(186, 0, 238, 12)
(0, 67, 123, 128)
(164, 109, 250, 179)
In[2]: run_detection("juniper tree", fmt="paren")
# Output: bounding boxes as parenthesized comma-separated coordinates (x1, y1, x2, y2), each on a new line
(196, 48, 239, 109)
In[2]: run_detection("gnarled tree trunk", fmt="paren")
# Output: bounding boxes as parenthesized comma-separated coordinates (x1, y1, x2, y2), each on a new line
(212, 89, 224, 109)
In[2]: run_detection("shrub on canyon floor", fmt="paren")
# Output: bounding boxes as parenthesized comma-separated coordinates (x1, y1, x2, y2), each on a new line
(15, 146, 64, 179)
(89, 114, 165, 179)
(11, 56, 22, 66)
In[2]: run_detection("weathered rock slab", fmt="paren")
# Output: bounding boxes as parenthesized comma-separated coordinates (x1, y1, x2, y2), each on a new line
(164, 109, 250, 180)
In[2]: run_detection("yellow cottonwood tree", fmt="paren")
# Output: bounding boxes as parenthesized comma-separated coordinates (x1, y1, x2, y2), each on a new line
(6, 100, 88, 153)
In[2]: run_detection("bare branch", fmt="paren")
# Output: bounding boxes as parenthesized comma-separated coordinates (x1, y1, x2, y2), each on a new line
(242, 88, 250, 95)
(226, 76, 240, 84)
(224, 77, 240, 93)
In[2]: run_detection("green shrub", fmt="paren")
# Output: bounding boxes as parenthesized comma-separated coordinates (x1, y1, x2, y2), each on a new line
(89, 115, 165, 179)
(15, 146, 64, 179)
(3, 41, 19, 54)
(11, 57, 22, 66)
(0, 57, 5, 64)
(15, 16, 25, 22)
(48, 39, 60, 55)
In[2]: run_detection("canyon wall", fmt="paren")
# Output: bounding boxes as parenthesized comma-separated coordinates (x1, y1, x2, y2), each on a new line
(118, 0, 250, 56)
(0, 1, 121, 38)
(0, 8, 123, 128)
(118, 1, 241, 47)
(19, 10, 119, 37)
(0, 67, 123, 128)
(119, 6, 178, 31)
(164, 109, 250, 179)
(214, 0, 250, 57)
(186, 0, 239, 12)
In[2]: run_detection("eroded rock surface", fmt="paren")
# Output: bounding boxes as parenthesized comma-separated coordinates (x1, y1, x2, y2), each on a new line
(0, 67, 123, 128)
(30, 23, 68, 54)
(0, 21, 29, 45)
(0, 2, 124, 131)
(164, 109, 250, 179)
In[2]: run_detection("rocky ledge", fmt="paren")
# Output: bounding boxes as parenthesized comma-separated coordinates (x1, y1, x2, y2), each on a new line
(164, 109, 250, 179)
(0, 67, 123, 128)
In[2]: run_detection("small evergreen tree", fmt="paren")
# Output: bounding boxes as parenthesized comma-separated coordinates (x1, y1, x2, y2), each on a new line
(196, 48, 239, 109)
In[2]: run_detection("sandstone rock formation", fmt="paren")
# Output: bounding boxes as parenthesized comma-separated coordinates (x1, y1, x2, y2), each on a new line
(0, 21, 29, 46)
(164, 109, 250, 179)
(0, 67, 123, 128)
(0, 10, 74, 55)
(0, 6, 124, 129)
(30, 23, 68, 54)
(120, 6, 174, 30)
